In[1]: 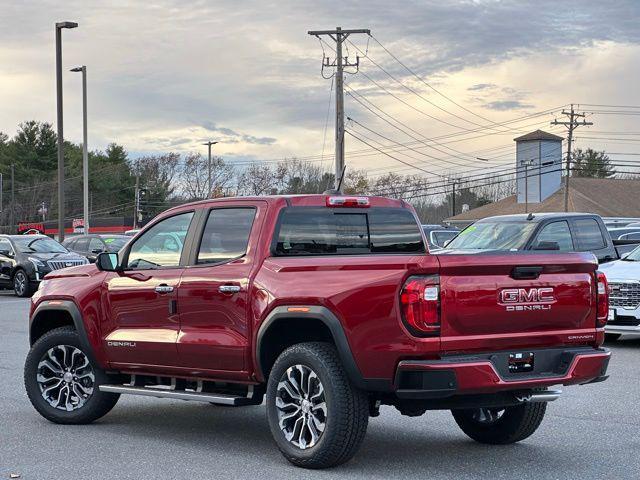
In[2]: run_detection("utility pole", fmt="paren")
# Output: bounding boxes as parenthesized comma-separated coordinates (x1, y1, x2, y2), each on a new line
(520, 159, 535, 214)
(133, 174, 139, 229)
(10, 164, 14, 233)
(202, 140, 218, 198)
(308, 27, 370, 190)
(451, 181, 457, 217)
(551, 104, 592, 212)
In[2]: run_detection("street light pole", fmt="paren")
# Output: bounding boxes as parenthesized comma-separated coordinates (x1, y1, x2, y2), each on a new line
(71, 66, 88, 234)
(55, 21, 78, 241)
(202, 141, 218, 198)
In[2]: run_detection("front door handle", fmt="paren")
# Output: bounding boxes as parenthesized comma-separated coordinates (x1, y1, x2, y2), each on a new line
(218, 285, 241, 294)
(155, 284, 174, 294)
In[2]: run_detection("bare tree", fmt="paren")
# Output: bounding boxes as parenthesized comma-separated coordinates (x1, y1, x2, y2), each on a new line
(237, 163, 280, 196)
(180, 153, 235, 200)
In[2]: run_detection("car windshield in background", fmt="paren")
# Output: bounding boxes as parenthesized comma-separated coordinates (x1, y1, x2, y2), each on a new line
(13, 236, 67, 254)
(445, 221, 537, 250)
(623, 246, 640, 261)
(103, 237, 128, 251)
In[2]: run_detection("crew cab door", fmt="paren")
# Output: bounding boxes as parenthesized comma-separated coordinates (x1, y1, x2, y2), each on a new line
(102, 211, 194, 368)
(177, 202, 265, 373)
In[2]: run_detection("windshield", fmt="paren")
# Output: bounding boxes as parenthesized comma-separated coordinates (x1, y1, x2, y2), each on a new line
(624, 245, 640, 261)
(445, 221, 538, 250)
(13, 236, 68, 254)
(103, 237, 128, 252)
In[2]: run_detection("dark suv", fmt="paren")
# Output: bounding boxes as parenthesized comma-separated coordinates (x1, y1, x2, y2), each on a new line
(62, 234, 129, 263)
(0, 235, 88, 296)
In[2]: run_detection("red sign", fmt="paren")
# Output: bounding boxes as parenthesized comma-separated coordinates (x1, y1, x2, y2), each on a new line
(17, 222, 45, 234)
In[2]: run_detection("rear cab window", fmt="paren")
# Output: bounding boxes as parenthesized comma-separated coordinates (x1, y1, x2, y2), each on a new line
(573, 218, 606, 250)
(273, 207, 425, 256)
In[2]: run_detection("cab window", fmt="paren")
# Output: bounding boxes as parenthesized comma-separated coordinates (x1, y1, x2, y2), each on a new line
(197, 208, 256, 264)
(531, 221, 574, 251)
(126, 212, 193, 269)
(573, 218, 606, 250)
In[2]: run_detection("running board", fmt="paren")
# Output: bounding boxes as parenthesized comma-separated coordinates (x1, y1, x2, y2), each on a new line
(99, 385, 260, 406)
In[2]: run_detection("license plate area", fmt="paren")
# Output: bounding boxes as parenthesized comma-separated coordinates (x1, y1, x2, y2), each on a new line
(608, 309, 616, 321)
(508, 352, 534, 373)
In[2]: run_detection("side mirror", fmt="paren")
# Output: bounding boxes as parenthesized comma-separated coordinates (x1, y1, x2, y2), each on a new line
(96, 252, 120, 272)
(532, 241, 560, 251)
(91, 248, 104, 254)
(0, 248, 12, 257)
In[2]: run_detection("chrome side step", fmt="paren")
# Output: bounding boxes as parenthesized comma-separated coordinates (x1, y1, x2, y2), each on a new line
(99, 384, 260, 406)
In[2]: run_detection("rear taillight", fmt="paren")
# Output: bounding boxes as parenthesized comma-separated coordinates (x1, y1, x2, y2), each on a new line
(400, 275, 440, 336)
(596, 270, 609, 328)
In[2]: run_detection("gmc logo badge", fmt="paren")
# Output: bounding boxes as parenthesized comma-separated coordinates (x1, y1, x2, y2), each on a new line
(499, 287, 555, 312)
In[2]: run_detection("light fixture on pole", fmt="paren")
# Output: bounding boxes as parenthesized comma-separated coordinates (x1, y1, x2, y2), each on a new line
(70, 65, 89, 234)
(55, 21, 78, 241)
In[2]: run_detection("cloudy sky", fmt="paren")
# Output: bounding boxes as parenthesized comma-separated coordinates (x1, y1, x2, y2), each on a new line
(2, 0, 640, 180)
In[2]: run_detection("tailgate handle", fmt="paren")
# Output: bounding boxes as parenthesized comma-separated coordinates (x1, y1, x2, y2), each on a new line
(511, 266, 543, 280)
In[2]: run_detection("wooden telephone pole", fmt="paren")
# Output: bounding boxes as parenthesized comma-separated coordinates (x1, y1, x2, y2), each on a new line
(551, 105, 592, 212)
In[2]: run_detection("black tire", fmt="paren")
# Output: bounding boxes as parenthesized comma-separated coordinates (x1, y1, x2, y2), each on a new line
(13, 269, 32, 297)
(605, 333, 622, 342)
(266, 342, 369, 469)
(24, 326, 120, 424)
(452, 402, 547, 445)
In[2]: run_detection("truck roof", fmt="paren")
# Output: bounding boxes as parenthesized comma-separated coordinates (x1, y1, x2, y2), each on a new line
(163, 194, 408, 213)
(477, 212, 601, 223)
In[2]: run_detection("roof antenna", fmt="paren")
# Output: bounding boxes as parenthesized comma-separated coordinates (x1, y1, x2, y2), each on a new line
(323, 165, 347, 195)
(527, 213, 535, 221)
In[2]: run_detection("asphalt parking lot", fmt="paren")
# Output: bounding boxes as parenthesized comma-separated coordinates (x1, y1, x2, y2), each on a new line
(1, 291, 639, 480)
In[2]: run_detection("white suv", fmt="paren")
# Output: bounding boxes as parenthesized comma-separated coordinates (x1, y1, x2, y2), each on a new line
(600, 245, 640, 339)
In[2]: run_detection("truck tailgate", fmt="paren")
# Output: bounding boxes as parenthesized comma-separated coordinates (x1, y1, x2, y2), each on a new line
(436, 252, 599, 353)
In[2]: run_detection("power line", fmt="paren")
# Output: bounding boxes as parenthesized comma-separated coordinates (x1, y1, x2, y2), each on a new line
(366, 33, 509, 129)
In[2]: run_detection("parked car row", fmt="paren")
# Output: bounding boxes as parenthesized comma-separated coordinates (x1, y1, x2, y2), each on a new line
(0, 235, 89, 297)
(440, 212, 640, 340)
(0, 233, 131, 297)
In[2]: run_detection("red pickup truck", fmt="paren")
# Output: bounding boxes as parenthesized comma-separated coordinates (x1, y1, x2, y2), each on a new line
(24, 195, 611, 469)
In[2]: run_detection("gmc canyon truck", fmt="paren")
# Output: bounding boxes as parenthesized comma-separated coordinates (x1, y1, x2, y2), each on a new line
(24, 195, 611, 469)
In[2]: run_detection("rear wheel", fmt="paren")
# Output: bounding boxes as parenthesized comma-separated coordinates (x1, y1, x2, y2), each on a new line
(605, 333, 622, 342)
(13, 269, 32, 297)
(24, 326, 120, 424)
(266, 342, 369, 469)
(452, 402, 547, 444)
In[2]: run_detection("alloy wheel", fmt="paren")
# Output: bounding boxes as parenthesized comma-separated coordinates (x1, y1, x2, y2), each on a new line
(14, 271, 26, 296)
(275, 364, 327, 450)
(36, 345, 95, 411)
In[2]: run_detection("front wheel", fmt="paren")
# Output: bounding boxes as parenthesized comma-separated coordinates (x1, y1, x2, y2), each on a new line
(452, 402, 547, 444)
(266, 342, 369, 469)
(24, 326, 120, 424)
(13, 269, 32, 297)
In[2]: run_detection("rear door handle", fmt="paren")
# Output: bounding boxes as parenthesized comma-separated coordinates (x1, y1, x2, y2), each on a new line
(155, 284, 174, 294)
(218, 285, 241, 294)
